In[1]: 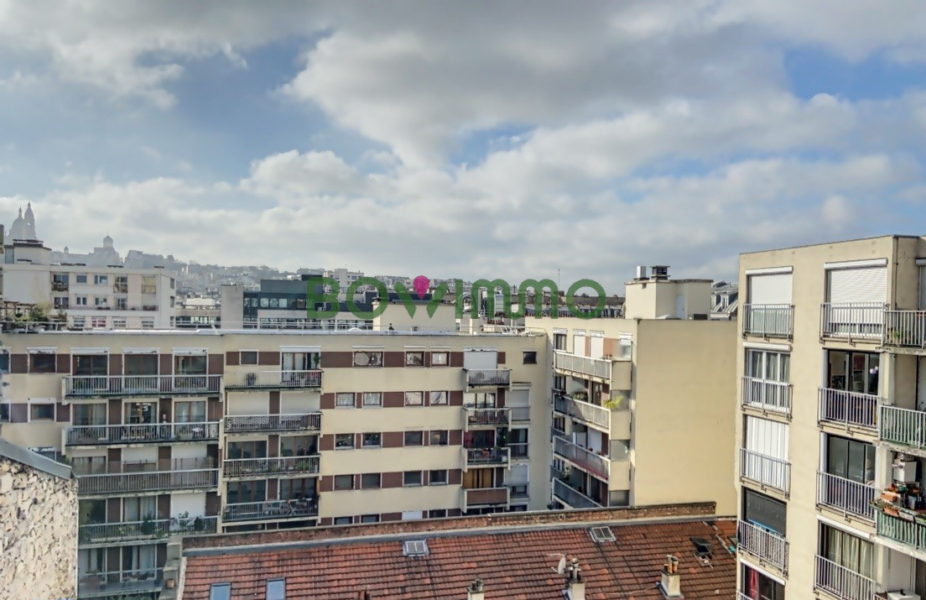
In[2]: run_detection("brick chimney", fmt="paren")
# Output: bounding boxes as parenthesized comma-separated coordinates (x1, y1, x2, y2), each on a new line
(466, 579, 485, 600)
(564, 557, 585, 600)
(659, 555, 682, 598)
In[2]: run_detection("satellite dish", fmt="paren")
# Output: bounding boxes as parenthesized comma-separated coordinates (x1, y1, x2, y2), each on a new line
(547, 553, 567, 575)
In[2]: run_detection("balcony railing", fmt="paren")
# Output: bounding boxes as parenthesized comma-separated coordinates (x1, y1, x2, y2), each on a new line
(66, 422, 219, 446)
(553, 436, 609, 480)
(877, 510, 926, 552)
(79, 516, 218, 545)
(554, 394, 611, 431)
(463, 447, 510, 468)
(223, 499, 318, 522)
(463, 487, 510, 510)
(464, 369, 511, 387)
(553, 350, 612, 380)
(64, 374, 222, 397)
(740, 448, 790, 495)
(884, 310, 926, 348)
(73, 458, 218, 496)
(553, 478, 601, 509)
(816, 472, 876, 522)
(741, 377, 791, 415)
(737, 520, 788, 574)
(818, 388, 879, 431)
(77, 569, 163, 598)
(880, 405, 926, 450)
(743, 304, 793, 338)
(814, 555, 873, 600)
(821, 303, 885, 341)
(224, 413, 321, 434)
(226, 369, 323, 389)
(463, 407, 510, 429)
(223, 455, 320, 478)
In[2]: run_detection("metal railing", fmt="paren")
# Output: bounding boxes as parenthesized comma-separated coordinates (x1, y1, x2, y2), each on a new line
(73, 458, 218, 496)
(463, 487, 509, 509)
(884, 310, 926, 348)
(77, 568, 163, 597)
(553, 478, 601, 509)
(877, 508, 926, 551)
(553, 436, 610, 479)
(64, 374, 222, 396)
(223, 499, 318, 522)
(816, 472, 876, 522)
(814, 555, 873, 600)
(818, 388, 879, 431)
(79, 516, 218, 545)
(66, 422, 219, 446)
(464, 369, 511, 386)
(224, 413, 321, 434)
(463, 407, 510, 428)
(553, 350, 612, 380)
(463, 447, 510, 467)
(227, 369, 323, 389)
(821, 303, 885, 340)
(554, 394, 611, 431)
(880, 405, 926, 449)
(223, 455, 319, 478)
(741, 377, 791, 415)
(740, 448, 790, 494)
(743, 304, 793, 338)
(737, 520, 788, 573)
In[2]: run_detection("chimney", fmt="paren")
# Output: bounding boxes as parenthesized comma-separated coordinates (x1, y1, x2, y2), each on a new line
(357, 590, 371, 600)
(659, 555, 682, 598)
(466, 579, 485, 600)
(564, 558, 585, 600)
(635, 265, 648, 281)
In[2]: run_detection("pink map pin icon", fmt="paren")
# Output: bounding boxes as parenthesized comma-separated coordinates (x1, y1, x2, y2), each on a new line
(413, 275, 429, 298)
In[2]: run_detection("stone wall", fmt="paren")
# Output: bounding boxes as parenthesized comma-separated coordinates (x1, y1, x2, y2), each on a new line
(0, 454, 78, 600)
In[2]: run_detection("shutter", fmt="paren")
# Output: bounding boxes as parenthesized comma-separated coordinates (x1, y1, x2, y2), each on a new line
(463, 350, 497, 370)
(507, 389, 529, 407)
(505, 464, 529, 485)
(919, 266, 926, 310)
(573, 332, 586, 357)
(748, 274, 792, 305)
(589, 334, 604, 359)
(826, 267, 887, 303)
(744, 489, 787, 535)
(746, 416, 789, 461)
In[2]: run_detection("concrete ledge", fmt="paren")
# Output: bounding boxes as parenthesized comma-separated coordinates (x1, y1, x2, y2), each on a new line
(0, 436, 72, 480)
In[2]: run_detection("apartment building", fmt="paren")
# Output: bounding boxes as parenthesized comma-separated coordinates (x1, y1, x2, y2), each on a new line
(0, 328, 547, 599)
(735, 235, 926, 600)
(527, 266, 737, 516)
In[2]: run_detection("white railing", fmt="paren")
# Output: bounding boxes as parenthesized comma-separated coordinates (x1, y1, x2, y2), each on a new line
(223, 456, 319, 478)
(884, 310, 926, 348)
(73, 458, 218, 495)
(553, 436, 610, 479)
(65, 374, 222, 396)
(224, 413, 321, 434)
(463, 447, 510, 467)
(741, 377, 791, 415)
(223, 499, 318, 522)
(77, 568, 163, 596)
(877, 510, 926, 551)
(554, 394, 611, 431)
(464, 369, 511, 386)
(821, 303, 885, 340)
(79, 516, 218, 545)
(229, 369, 323, 388)
(463, 407, 510, 428)
(740, 448, 790, 494)
(880, 405, 926, 449)
(743, 304, 793, 338)
(737, 520, 788, 573)
(553, 478, 601, 509)
(816, 472, 876, 522)
(554, 350, 612, 380)
(66, 422, 219, 446)
(818, 388, 879, 431)
(814, 555, 874, 600)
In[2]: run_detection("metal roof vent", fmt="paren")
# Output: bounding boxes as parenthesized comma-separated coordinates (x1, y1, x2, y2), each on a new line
(589, 526, 616, 543)
(403, 539, 429, 556)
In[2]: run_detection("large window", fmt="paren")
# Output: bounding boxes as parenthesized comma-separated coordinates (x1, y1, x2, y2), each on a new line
(73, 354, 108, 376)
(282, 351, 320, 371)
(820, 524, 873, 579)
(826, 350, 879, 395)
(124, 354, 158, 376)
(73, 404, 106, 426)
(29, 352, 56, 374)
(463, 392, 496, 408)
(174, 354, 207, 375)
(826, 435, 875, 484)
(227, 441, 267, 460)
(124, 402, 156, 424)
(746, 350, 790, 383)
(227, 481, 265, 504)
(743, 489, 786, 535)
(174, 401, 206, 423)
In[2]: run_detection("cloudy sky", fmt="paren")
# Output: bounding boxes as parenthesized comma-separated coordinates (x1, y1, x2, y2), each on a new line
(1, 1, 925, 291)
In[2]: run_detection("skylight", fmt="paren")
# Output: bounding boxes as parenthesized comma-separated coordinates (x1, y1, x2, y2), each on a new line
(589, 526, 616, 543)
(403, 539, 429, 556)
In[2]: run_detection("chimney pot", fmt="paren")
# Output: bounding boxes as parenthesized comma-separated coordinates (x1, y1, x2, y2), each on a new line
(467, 578, 485, 600)
(660, 555, 682, 598)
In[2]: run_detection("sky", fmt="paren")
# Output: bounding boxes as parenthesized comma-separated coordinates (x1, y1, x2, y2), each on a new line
(1, 1, 925, 292)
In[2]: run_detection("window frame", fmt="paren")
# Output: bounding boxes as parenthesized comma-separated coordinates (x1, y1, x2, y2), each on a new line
(362, 432, 382, 448)
(29, 352, 57, 374)
(334, 433, 355, 450)
(403, 471, 423, 487)
(353, 350, 383, 367)
(266, 579, 286, 600)
(29, 401, 56, 422)
(429, 391, 448, 406)
(404, 431, 424, 447)
(333, 474, 354, 491)
(404, 391, 424, 406)
(405, 351, 425, 366)
(361, 473, 381, 489)
(522, 351, 537, 365)
(362, 392, 382, 408)
(209, 583, 231, 600)
(336, 393, 356, 409)
(239, 351, 258, 366)
(429, 469, 448, 485)
(430, 351, 449, 366)
(429, 430, 449, 446)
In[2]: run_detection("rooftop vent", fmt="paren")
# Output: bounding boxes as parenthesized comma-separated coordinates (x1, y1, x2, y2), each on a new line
(651, 266, 670, 280)
(403, 539, 429, 556)
(589, 526, 615, 543)
(635, 266, 648, 281)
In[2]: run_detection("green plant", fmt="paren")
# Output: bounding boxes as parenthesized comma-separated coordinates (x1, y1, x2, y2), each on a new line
(193, 516, 204, 532)
(140, 515, 156, 536)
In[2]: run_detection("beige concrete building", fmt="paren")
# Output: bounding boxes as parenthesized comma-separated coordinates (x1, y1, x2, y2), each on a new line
(735, 235, 926, 600)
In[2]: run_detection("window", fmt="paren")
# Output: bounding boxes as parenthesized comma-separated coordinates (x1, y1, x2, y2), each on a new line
(335, 434, 354, 449)
(428, 509, 447, 519)
(362, 432, 381, 448)
(509, 428, 529, 459)
(226, 440, 266, 460)
(553, 333, 566, 350)
(73, 354, 107, 376)
(74, 295, 88, 306)
(589, 526, 616, 543)
(429, 470, 448, 485)
(75, 274, 87, 284)
(463, 392, 496, 408)
(406, 351, 424, 366)
(826, 435, 875, 484)
(141, 276, 157, 294)
(94, 296, 107, 307)
(362, 392, 382, 407)
(113, 318, 126, 329)
(266, 579, 286, 600)
(404, 431, 423, 446)
(334, 516, 352, 525)
(174, 401, 206, 423)
(430, 351, 448, 366)
(429, 391, 447, 406)
(361, 473, 381, 489)
(115, 298, 127, 310)
(353, 351, 383, 366)
(826, 350, 880, 394)
(429, 430, 448, 446)
(402, 539, 428, 555)
(29, 403, 55, 421)
(744, 489, 787, 535)
(94, 275, 108, 285)
(209, 583, 231, 600)
(29, 352, 56, 373)
(746, 350, 790, 383)
(124, 354, 158, 376)
(403, 471, 423, 487)
(405, 391, 423, 406)
(522, 351, 537, 365)
(820, 524, 873, 579)
(336, 393, 355, 408)
(141, 319, 154, 329)
(0, 404, 10, 423)
(334, 475, 354, 491)
(282, 351, 320, 371)
(54, 297, 69, 309)
(91, 317, 106, 328)
(175, 354, 207, 375)
(114, 276, 128, 292)
(360, 514, 379, 523)
(240, 351, 258, 365)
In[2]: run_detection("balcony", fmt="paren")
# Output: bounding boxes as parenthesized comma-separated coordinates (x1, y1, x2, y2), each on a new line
(816, 472, 876, 522)
(64, 374, 222, 398)
(224, 413, 321, 434)
(880, 405, 926, 451)
(78, 516, 218, 546)
(464, 368, 511, 388)
(737, 520, 788, 574)
(78, 569, 163, 599)
(821, 303, 885, 341)
(552, 478, 601, 509)
(740, 448, 790, 495)
(554, 394, 611, 432)
(462, 487, 510, 511)
(463, 407, 510, 430)
(66, 422, 219, 446)
(223, 455, 320, 479)
(877, 510, 926, 553)
(814, 555, 873, 600)
(462, 447, 510, 470)
(884, 310, 926, 349)
(553, 436, 610, 480)
(741, 377, 791, 416)
(225, 369, 323, 390)
(818, 388, 879, 432)
(743, 304, 793, 338)
(223, 499, 318, 523)
(553, 350, 612, 381)
(73, 458, 218, 496)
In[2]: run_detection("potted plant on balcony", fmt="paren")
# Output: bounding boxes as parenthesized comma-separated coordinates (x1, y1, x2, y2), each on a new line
(193, 516, 204, 532)
(140, 515, 156, 536)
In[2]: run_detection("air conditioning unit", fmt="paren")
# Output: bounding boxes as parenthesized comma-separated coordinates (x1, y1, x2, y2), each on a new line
(888, 592, 921, 600)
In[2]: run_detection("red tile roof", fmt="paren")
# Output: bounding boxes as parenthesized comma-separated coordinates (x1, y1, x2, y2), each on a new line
(182, 518, 737, 599)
